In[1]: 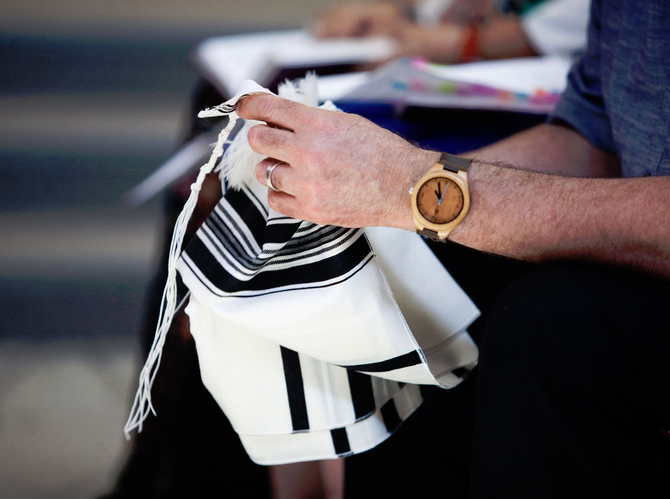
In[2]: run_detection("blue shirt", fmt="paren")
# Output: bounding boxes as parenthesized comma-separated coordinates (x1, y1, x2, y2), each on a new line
(551, 0, 670, 177)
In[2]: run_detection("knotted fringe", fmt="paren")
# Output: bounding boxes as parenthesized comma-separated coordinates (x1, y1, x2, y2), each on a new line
(124, 75, 331, 438)
(123, 113, 238, 438)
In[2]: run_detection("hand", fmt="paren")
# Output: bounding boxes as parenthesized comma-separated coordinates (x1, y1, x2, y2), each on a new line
(236, 94, 439, 230)
(312, 1, 410, 38)
(394, 23, 467, 63)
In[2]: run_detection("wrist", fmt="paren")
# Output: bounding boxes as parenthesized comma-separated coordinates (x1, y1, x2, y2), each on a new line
(398, 24, 469, 63)
(457, 23, 483, 62)
(409, 151, 472, 241)
(398, 149, 442, 231)
(408, 149, 443, 188)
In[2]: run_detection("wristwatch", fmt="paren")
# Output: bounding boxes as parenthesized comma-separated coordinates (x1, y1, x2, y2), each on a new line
(410, 152, 472, 242)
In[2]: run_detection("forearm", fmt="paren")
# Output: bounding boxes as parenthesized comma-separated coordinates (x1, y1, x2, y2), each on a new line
(405, 125, 665, 277)
(449, 163, 670, 278)
(462, 123, 621, 178)
(237, 94, 668, 278)
(476, 16, 537, 59)
(395, 16, 537, 63)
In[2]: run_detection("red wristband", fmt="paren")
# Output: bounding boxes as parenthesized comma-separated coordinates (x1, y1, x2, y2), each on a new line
(458, 24, 482, 63)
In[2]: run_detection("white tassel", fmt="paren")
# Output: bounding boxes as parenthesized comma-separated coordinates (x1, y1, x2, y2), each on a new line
(216, 119, 266, 190)
(124, 114, 238, 438)
(124, 81, 269, 438)
(123, 76, 338, 438)
(277, 72, 320, 107)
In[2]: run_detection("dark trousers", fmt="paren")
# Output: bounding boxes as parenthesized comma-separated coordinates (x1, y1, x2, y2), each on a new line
(345, 245, 670, 498)
(472, 263, 670, 498)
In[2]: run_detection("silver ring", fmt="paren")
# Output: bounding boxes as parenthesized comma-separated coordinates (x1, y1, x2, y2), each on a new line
(265, 161, 282, 192)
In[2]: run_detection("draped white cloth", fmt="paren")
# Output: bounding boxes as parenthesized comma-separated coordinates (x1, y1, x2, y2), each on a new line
(178, 183, 480, 464)
(128, 80, 480, 465)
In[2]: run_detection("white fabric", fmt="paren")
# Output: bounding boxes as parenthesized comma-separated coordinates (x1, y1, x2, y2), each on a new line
(177, 179, 479, 464)
(185, 294, 426, 464)
(127, 78, 480, 465)
(522, 0, 590, 56)
(239, 385, 423, 465)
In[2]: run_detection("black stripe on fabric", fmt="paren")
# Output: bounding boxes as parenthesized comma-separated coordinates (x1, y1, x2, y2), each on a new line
(187, 228, 361, 288)
(181, 252, 375, 299)
(281, 225, 348, 252)
(237, 225, 352, 270)
(258, 228, 360, 269)
(233, 235, 370, 290)
(222, 188, 268, 246)
(347, 370, 376, 421)
(205, 210, 278, 272)
(380, 399, 402, 433)
(262, 219, 304, 245)
(192, 218, 359, 277)
(206, 210, 293, 273)
(199, 228, 256, 278)
(203, 219, 352, 274)
(331, 428, 352, 456)
(206, 211, 259, 271)
(242, 184, 269, 218)
(295, 222, 318, 234)
(280, 347, 309, 432)
(341, 351, 423, 373)
(184, 232, 372, 293)
(215, 187, 351, 264)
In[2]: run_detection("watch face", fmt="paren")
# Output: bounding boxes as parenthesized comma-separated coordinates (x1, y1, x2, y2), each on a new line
(416, 177, 464, 224)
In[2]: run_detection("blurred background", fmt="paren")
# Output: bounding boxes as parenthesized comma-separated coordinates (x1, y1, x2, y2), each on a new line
(0, 1, 334, 497)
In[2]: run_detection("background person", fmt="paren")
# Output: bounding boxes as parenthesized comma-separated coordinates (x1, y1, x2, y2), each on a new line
(313, 0, 590, 62)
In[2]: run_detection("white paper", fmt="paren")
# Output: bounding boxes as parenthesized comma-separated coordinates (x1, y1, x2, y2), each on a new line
(331, 55, 572, 113)
(194, 29, 397, 97)
(426, 56, 572, 95)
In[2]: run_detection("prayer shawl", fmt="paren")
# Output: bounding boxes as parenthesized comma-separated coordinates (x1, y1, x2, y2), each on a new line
(125, 79, 480, 465)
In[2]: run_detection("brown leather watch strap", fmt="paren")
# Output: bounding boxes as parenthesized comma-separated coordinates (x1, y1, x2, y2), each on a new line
(438, 152, 472, 173)
(416, 228, 442, 242)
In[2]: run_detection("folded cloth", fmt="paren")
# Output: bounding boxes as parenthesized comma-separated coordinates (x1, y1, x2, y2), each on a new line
(126, 78, 480, 465)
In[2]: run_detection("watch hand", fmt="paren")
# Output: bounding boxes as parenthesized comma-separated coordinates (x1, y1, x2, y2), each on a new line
(434, 181, 442, 200)
(437, 182, 450, 206)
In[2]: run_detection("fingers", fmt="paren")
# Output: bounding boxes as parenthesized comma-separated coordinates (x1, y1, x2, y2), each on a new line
(266, 189, 299, 220)
(237, 94, 306, 131)
(255, 158, 299, 218)
(241, 96, 341, 162)
(247, 123, 295, 160)
(256, 158, 294, 195)
(263, 161, 282, 192)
